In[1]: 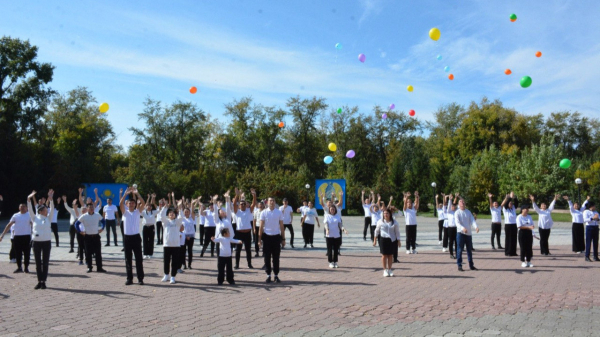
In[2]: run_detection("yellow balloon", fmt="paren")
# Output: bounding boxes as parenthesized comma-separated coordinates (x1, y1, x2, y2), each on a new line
(407, 85, 414, 92)
(328, 143, 337, 152)
(429, 27, 441, 41)
(99, 102, 109, 113)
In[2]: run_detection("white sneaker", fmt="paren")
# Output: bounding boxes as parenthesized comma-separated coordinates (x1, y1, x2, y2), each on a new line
(147, 255, 152, 259)
(161, 275, 169, 282)
(442, 248, 447, 252)
(521, 262, 527, 268)
(383, 269, 389, 277)
(170, 277, 176, 284)
(329, 263, 334, 268)
(438, 241, 442, 245)
(412, 250, 418, 254)
(406, 250, 411, 254)
(333, 263, 338, 268)
(388, 269, 394, 277)
(9, 258, 16, 263)
(143, 255, 148, 259)
(527, 263, 534, 268)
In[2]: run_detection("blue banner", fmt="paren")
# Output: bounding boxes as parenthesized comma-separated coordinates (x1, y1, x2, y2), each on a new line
(83, 183, 129, 207)
(315, 179, 346, 210)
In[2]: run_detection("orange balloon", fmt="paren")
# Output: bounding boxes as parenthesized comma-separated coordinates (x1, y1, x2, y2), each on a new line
(535, 51, 542, 57)
(448, 74, 454, 80)
(505, 69, 512, 75)
(189, 86, 197, 94)
(510, 18, 516, 22)
(278, 122, 285, 128)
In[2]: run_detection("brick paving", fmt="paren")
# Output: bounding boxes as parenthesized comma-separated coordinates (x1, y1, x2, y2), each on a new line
(0, 216, 598, 336)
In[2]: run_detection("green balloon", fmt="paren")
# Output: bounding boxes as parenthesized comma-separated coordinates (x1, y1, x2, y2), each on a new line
(337, 108, 342, 114)
(520, 76, 532, 88)
(509, 13, 517, 20)
(559, 158, 571, 169)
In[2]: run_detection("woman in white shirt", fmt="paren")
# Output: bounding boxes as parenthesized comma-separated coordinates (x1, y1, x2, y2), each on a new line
(565, 195, 589, 253)
(501, 192, 519, 257)
(181, 197, 198, 269)
(212, 193, 234, 258)
(488, 193, 504, 250)
(324, 206, 347, 268)
(529, 194, 558, 256)
(253, 201, 265, 256)
(445, 194, 458, 258)
(301, 201, 320, 248)
(516, 205, 535, 268)
(28, 190, 54, 289)
(161, 206, 184, 284)
(373, 209, 401, 277)
(403, 191, 420, 254)
(435, 194, 445, 245)
(63, 195, 80, 254)
(200, 202, 218, 257)
(141, 195, 158, 259)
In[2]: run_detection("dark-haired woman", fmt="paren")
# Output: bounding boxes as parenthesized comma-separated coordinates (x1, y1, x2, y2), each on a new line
(374, 208, 401, 277)
(324, 205, 347, 268)
(565, 195, 589, 253)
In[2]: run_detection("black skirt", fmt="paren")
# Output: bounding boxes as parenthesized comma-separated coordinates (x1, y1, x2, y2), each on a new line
(379, 237, 396, 255)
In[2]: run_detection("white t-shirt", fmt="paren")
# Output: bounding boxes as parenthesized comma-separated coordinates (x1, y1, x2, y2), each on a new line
(404, 208, 417, 225)
(516, 214, 533, 228)
(141, 210, 158, 226)
(490, 207, 502, 223)
(503, 207, 517, 224)
(156, 206, 168, 223)
(182, 216, 196, 235)
(78, 212, 103, 235)
(363, 204, 371, 217)
(279, 205, 293, 224)
(122, 209, 141, 235)
(204, 209, 216, 227)
(324, 213, 343, 238)
(303, 208, 318, 224)
(371, 209, 382, 225)
(214, 237, 241, 257)
(260, 208, 283, 235)
(235, 208, 253, 230)
(103, 204, 118, 220)
(253, 208, 263, 227)
(10, 212, 32, 236)
(163, 217, 183, 247)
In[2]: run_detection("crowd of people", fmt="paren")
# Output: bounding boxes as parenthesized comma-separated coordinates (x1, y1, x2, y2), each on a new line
(0, 187, 599, 289)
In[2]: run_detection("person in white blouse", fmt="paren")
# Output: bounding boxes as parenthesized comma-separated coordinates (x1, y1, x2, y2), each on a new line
(301, 201, 320, 248)
(516, 205, 535, 268)
(403, 191, 420, 254)
(373, 209, 401, 277)
(119, 187, 146, 285)
(27, 190, 54, 289)
(454, 199, 479, 272)
(583, 202, 599, 262)
(324, 205, 348, 268)
(435, 194, 445, 245)
(180, 195, 198, 269)
(211, 192, 234, 259)
(361, 190, 374, 242)
(161, 205, 185, 284)
(259, 197, 285, 283)
(141, 194, 158, 259)
(233, 188, 257, 269)
(279, 198, 295, 248)
(445, 194, 458, 258)
(200, 201, 217, 257)
(253, 201, 265, 256)
(212, 227, 242, 285)
(529, 194, 558, 256)
(564, 195, 589, 253)
(488, 193, 504, 250)
(62, 195, 80, 253)
(501, 192, 519, 257)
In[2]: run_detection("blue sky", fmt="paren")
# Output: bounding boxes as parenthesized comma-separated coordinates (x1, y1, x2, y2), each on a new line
(3, 0, 600, 147)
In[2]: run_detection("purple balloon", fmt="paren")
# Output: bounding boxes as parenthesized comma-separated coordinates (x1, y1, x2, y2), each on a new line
(389, 103, 395, 110)
(346, 150, 356, 159)
(358, 53, 366, 63)
(382, 113, 387, 119)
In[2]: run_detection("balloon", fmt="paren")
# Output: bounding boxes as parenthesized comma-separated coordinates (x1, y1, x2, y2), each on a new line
(444, 66, 450, 72)
(559, 159, 571, 169)
(358, 53, 366, 63)
(346, 150, 355, 159)
(328, 143, 337, 152)
(448, 74, 454, 80)
(389, 103, 395, 110)
(437, 55, 442, 60)
(99, 103, 109, 113)
(505, 69, 512, 75)
(189, 86, 197, 94)
(409, 109, 415, 117)
(520, 76, 532, 88)
(535, 51, 542, 57)
(382, 113, 387, 120)
(510, 18, 517, 22)
(335, 43, 342, 50)
(324, 156, 333, 165)
(407, 85, 414, 92)
(429, 27, 441, 41)
(278, 121, 285, 128)
(337, 108, 342, 114)
(509, 13, 517, 21)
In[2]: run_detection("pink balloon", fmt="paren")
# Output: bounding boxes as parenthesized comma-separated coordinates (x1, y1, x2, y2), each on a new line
(382, 113, 387, 119)
(358, 54, 366, 63)
(389, 104, 395, 110)
(346, 150, 356, 159)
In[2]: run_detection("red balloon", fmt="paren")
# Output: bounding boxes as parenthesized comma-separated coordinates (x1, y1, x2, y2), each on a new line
(448, 74, 454, 80)
(278, 122, 285, 128)
(189, 86, 198, 94)
(535, 51, 542, 58)
(409, 110, 416, 117)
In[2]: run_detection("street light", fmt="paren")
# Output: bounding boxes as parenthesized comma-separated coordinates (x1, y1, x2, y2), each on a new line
(575, 178, 582, 204)
(431, 182, 437, 217)
(305, 184, 311, 204)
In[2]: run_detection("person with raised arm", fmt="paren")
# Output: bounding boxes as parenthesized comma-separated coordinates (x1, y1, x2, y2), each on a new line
(200, 195, 217, 257)
(516, 203, 535, 267)
(454, 199, 479, 272)
(361, 190, 374, 242)
(324, 204, 348, 269)
(501, 192, 518, 257)
(62, 195, 80, 254)
(445, 194, 458, 259)
(403, 191, 420, 254)
(24, 190, 54, 288)
(155, 197, 169, 245)
(441, 194, 450, 252)
(259, 197, 285, 283)
(435, 194, 445, 245)
(212, 227, 243, 285)
(530, 194, 558, 256)
(488, 193, 504, 250)
(102, 195, 119, 247)
(212, 192, 234, 259)
(233, 188, 256, 269)
(141, 194, 158, 259)
(583, 201, 599, 262)
(45, 196, 60, 247)
(161, 202, 185, 284)
(565, 195, 589, 254)
(119, 186, 145, 285)
(181, 196, 198, 269)
(253, 200, 265, 256)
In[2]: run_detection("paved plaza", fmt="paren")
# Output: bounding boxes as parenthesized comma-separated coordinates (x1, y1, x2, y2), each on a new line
(0, 216, 599, 336)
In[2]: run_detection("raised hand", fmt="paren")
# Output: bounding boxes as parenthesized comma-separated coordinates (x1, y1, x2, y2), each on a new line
(78, 188, 84, 194)
(488, 193, 493, 198)
(361, 190, 365, 194)
(529, 195, 535, 201)
(510, 191, 514, 198)
(414, 191, 419, 197)
(62, 195, 67, 202)
(94, 188, 98, 194)
(562, 195, 569, 201)
(28, 190, 37, 199)
(48, 189, 54, 198)
(250, 188, 256, 195)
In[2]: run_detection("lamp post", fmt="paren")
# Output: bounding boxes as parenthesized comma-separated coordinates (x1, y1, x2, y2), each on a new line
(305, 184, 311, 204)
(575, 178, 582, 204)
(431, 182, 437, 217)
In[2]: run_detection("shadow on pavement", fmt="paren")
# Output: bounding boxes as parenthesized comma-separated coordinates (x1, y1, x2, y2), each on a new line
(50, 287, 150, 298)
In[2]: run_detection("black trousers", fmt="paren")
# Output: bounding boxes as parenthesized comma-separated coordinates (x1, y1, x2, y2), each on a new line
(69, 225, 76, 250)
(50, 223, 59, 246)
(448, 227, 457, 256)
(142, 226, 155, 256)
(217, 256, 234, 284)
(302, 223, 315, 245)
(33, 241, 51, 282)
(123, 234, 144, 281)
(254, 226, 261, 254)
(572, 223, 585, 252)
(76, 232, 85, 261)
(84, 234, 102, 269)
(156, 221, 163, 244)
(250, 221, 255, 242)
(405, 225, 417, 250)
(199, 225, 205, 245)
(163, 246, 179, 277)
(201, 227, 216, 256)
(363, 217, 374, 241)
(9, 238, 15, 260)
(539, 228, 551, 255)
(326, 237, 340, 263)
(518, 229, 533, 262)
(491, 223, 502, 247)
(105, 219, 117, 245)
(235, 231, 252, 267)
(437, 220, 444, 241)
(13, 235, 31, 270)
(177, 245, 186, 270)
(505, 224, 518, 256)
(442, 226, 449, 248)
(184, 236, 195, 266)
(585, 226, 599, 258)
(284, 224, 294, 246)
(263, 234, 281, 275)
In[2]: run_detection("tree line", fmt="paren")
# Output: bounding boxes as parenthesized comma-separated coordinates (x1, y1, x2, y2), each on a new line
(2, 36, 599, 216)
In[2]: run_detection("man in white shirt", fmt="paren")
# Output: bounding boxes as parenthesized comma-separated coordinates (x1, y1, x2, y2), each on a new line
(103, 197, 119, 246)
(279, 198, 294, 248)
(78, 203, 106, 273)
(260, 197, 285, 283)
(454, 199, 479, 272)
(488, 193, 504, 250)
(233, 188, 257, 269)
(362, 190, 374, 242)
(583, 202, 599, 262)
(0, 203, 32, 273)
(119, 187, 146, 285)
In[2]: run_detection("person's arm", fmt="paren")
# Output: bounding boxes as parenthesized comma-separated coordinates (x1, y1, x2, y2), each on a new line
(289, 206, 294, 224)
(135, 189, 145, 211)
(250, 189, 257, 213)
(581, 197, 589, 212)
(500, 193, 509, 208)
(279, 217, 285, 247)
(436, 194, 440, 209)
(362, 190, 366, 205)
(78, 188, 85, 208)
(233, 188, 240, 214)
(315, 211, 321, 228)
(212, 195, 220, 225)
(336, 191, 343, 208)
(27, 191, 37, 221)
(231, 238, 242, 245)
(119, 187, 131, 214)
(0, 220, 15, 241)
(145, 194, 151, 209)
(403, 192, 408, 211)
(63, 196, 73, 213)
(47, 190, 55, 220)
(548, 195, 558, 212)
(530, 195, 541, 214)
(373, 221, 381, 246)
(414, 191, 420, 211)
(73, 200, 80, 217)
(471, 211, 479, 233)
(567, 198, 575, 213)
(94, 188, 101, 208)
(190, 198, 197, 220)
(224, 192, 232, 222)
(387, 196, 393, 209)
(488, 193, 494, 209)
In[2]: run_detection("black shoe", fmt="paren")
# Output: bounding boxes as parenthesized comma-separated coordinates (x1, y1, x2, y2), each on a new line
(311, 244, 314, 248)
(234, 265, 239, 270)
(491, 246, 496, 250)
(24, 268, 29, 274)
(69, 249, 74, 253)
(87, 268, 93, 273)
(200, 251, 205, 257)
(188, 265, 192, 269)
(218, 281, 224, 285)
(40, 282, 46, 289)
(125, 280, 133, 285)
(121, 248, 124, 252)
(183, 266, 187, 270)
(505, 254, 509, 256)
(363, 237, 367, 241)
(34, 282, 42, 290)
(304, 244, 307, 248)
(472, 248, 476, 251)
(138, 280, 144, 285)
(248, 264, 254, 269)
(115, 243, 118, 246)
(228, 281, 235, 285)
(585, 257, 592, 262)
(14, 268, 23, 274)
(470, 266, 478, 271)
(266, 276, 272, 283)
(450, 255, 456, 259)
(291, 244, 294, 248)
(338, 251, 341, 256)
(547, 252, 552, 255)
(261, 264, 266, 270)
(594, 257, 600, 262)
(274, 276, 281, 283)
(498, 246, 504, 249)
(105, 244, 110, 247)
(325, 253, 328, 256)
(393, 260, 400, 263)
(97, 268, 107, 273)
(458, 267, 464, 272)
(211, 253, 215, 257)
(254, 253, 259, 257)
